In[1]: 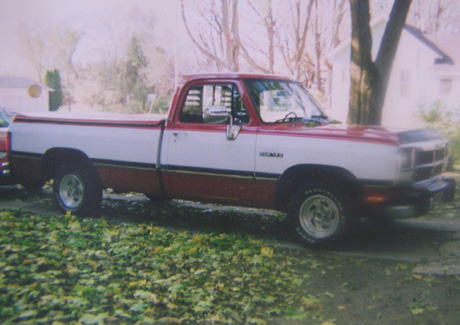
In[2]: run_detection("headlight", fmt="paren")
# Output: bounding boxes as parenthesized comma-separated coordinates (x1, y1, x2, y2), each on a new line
(399, 148, 414, 171)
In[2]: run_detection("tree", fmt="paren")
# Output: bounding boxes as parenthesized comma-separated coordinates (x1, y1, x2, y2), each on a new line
(125, 35, 150, 109)
(53, 27, 84, 111)
(180, 0, 241, 71)
(17, 23, 48, 83)
(409, 0, 460, 33)
(278, 0, 315, 80)
(240, 0, 277, 74)
(44, 69, 63, 111)
(347, 0, 412, 125)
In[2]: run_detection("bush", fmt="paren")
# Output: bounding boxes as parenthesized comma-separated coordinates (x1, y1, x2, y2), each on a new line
(44, 70, 63, 111)
(420, 101, 460, 169)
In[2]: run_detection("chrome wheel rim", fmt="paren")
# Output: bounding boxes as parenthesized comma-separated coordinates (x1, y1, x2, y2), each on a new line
(59, 174, 84, 208)
(299, 194, 340, 239)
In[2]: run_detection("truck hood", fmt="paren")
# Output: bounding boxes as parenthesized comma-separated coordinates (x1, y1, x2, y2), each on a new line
(259, 123, 444, 146)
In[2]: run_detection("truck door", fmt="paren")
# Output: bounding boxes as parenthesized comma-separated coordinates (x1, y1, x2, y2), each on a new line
(163, 81, 257, 206)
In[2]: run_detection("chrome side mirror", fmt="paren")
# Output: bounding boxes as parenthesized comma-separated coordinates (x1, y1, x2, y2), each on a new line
(203, 105, 241, 140)
(203, 106, 229, 124)
(227, 124, 241, 141)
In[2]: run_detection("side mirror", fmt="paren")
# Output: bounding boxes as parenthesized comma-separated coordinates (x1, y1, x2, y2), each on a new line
(203, 105, 241, 140)
(227, 124, 241, 141)
(203, 106, 229, 124)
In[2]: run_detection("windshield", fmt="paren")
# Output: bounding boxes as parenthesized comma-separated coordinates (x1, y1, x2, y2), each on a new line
(244, 79, 325, 123)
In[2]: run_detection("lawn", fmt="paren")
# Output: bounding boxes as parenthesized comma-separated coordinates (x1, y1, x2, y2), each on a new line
(0, 209, 324, 324)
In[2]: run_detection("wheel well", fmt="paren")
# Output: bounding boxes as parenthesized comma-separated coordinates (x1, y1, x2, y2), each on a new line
(274, 164, 363, 211)
(41, 148, 94, 180)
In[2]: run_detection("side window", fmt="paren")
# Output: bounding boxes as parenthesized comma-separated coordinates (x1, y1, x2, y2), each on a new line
(179, 84, 249, 124)
(400, 69, 411, 97)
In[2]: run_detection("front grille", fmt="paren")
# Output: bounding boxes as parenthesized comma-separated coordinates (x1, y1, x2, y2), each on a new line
(413, 146, 447, 182)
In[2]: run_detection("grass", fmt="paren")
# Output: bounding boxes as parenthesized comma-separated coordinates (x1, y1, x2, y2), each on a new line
(0, 209, 324, 324)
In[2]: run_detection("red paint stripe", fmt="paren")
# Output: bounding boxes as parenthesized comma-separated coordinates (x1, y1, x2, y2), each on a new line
(94, 165, 162, 195)
(0, 131, 9, 152)
(165, 171, 257, 207)
(256, 130, 399, 146)
(255, 179, 277, 209)
(165, 125, 398, 146)
(13, 115, 164, 129)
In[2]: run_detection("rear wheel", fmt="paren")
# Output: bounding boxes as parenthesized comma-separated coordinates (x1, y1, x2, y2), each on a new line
(53, 165, 102, 216)
(288, 183, 349, 247)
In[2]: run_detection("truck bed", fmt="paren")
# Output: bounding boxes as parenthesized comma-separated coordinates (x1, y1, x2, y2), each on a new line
(9, 112, 166, 195)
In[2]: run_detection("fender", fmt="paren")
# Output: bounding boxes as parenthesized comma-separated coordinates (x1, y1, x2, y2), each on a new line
(275, 164, 363, 211)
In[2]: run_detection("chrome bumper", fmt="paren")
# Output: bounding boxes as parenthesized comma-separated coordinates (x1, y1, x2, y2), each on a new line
(383, 178, 456, 219)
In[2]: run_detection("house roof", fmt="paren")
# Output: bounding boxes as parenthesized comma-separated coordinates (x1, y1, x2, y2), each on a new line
(423, 33, 460, 75)
(328, 15, 460, 75)
(0, 76, 52, 90)
(403, 25, 453, 64)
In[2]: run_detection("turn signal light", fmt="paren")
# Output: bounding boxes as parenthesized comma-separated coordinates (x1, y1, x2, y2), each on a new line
(366, 196, 386, 203)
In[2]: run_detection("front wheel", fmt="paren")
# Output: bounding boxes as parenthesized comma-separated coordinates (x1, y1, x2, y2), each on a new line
(288, 184, 349, 247)
(53, 165, 102, 217)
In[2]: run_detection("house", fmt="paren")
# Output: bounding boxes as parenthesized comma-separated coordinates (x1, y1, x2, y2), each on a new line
(328, 16, 460, 128)
(0, 76, 53, 114)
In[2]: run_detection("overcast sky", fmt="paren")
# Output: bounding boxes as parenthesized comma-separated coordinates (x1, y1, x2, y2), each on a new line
(0, 0, 179, 78)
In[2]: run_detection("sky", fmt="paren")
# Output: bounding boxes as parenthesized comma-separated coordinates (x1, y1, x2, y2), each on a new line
(0, 0, 180, 78)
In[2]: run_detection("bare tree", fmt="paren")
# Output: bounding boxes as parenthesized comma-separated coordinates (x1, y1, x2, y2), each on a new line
(348, 0, 412, 125)
(278, 0, 315, 80)
(240, 0, 277, 73)
(180, 0, 240, 71)
(17, 23, 48, 83)
(277, 0, 347, 91)
(409, 0, 460, 33)
(329, 0, 348, 50)
(53, 27, 85, 111)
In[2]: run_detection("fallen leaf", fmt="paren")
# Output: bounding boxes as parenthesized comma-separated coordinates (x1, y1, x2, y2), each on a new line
(410, 307, 424, 315)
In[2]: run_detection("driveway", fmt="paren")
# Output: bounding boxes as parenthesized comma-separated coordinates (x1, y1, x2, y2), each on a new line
(2, 184, 460, 275)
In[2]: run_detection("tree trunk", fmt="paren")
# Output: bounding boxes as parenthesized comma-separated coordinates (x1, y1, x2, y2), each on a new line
(347, 0, 412, 126)
(347, 0, 376, 125)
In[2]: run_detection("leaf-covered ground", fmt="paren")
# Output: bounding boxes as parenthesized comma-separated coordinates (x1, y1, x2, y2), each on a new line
(1, 186, 460, 324)
(0, 209, 326, 324)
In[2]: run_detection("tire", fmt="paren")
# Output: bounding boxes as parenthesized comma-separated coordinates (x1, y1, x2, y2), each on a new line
(287, 183, 349, 247)
(53, 165, 102, 217)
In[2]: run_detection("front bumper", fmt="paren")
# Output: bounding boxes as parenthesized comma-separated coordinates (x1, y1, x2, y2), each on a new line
(379, 177, 456, 219)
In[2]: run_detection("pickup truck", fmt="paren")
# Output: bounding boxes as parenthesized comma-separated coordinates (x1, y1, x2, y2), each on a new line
(7, 73, 456, 246)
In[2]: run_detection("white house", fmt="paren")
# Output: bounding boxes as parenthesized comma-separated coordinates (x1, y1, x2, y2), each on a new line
(0, 76, 53, 114)
(328, 16, 460, 128)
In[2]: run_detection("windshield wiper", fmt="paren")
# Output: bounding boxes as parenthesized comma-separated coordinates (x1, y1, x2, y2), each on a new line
(311, 114, 328, 120)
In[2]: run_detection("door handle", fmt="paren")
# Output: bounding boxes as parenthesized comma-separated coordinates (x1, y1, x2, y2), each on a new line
(172, 132, 187, 139)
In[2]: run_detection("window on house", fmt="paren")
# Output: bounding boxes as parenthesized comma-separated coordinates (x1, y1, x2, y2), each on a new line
(439, 79, 452, 95)
(400, 69, 411, 97)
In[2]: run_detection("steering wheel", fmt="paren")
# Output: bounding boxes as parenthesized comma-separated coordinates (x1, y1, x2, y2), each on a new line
(275, 111, 297, 123)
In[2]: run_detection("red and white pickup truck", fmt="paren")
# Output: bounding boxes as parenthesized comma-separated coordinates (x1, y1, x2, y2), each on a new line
(7, 73, 456, 246)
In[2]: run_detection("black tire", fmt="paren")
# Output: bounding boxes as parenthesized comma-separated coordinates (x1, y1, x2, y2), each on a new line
(287, 183, 349, 247)
(53, 165, 102, 217)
